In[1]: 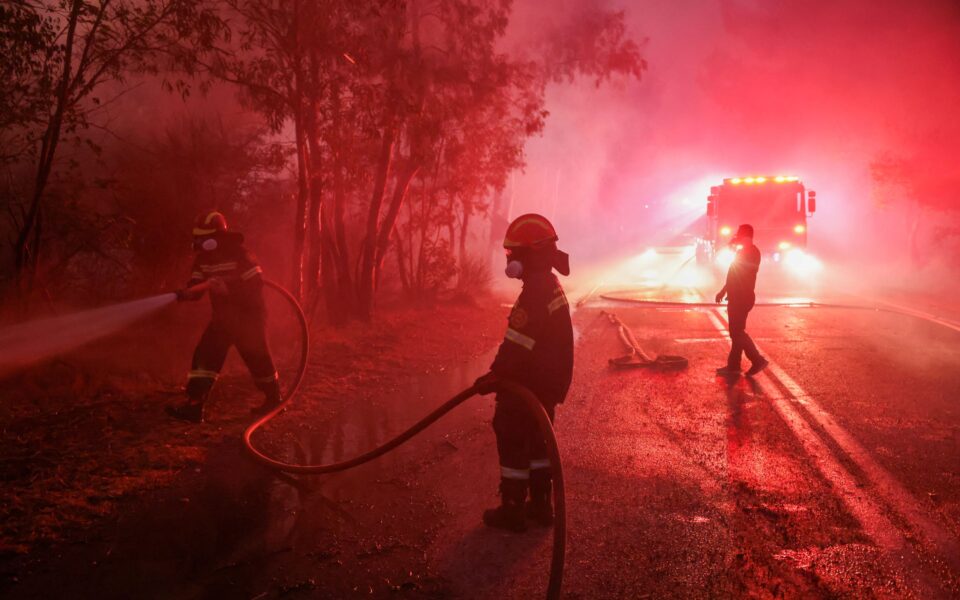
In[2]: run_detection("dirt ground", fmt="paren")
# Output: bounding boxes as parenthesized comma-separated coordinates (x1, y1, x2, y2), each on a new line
(0, 294, 507, 597)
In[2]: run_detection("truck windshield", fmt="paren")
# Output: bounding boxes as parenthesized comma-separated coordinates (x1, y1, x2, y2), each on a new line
(718, 185, 803, 229)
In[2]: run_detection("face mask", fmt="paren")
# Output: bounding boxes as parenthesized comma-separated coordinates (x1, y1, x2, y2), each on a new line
(505, 260, 524, 279)
(201, 238, 218, 252)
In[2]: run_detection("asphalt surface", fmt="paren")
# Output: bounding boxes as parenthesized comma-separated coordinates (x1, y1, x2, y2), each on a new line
(6, 251, 960, 599)
(429, 252, 960, 598)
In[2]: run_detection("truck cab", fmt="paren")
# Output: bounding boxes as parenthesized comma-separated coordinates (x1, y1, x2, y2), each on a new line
(698, 176, 817, 266)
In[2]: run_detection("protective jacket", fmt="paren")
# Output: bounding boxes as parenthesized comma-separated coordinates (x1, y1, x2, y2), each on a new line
(183, 235, 278, 404)
(725, 243, 761, 303)
(491, 271, 574, 406)
(187, 234, 266, 322)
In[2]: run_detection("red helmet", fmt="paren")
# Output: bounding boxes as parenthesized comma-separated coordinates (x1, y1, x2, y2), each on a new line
(503, 214, 558, 249)
(193, 211, 228, 236)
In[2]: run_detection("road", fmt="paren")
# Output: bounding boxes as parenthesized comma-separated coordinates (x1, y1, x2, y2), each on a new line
(429, 249, 960, 598)
(5, 250, 960, 599)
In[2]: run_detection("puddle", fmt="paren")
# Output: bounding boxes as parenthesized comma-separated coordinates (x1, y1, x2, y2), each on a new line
(260, 348, 498, 554)
(3, 349, 500, 599)
(294, 348, 496, 468)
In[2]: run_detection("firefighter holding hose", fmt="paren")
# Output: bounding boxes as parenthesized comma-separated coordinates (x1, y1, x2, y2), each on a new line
(475, 214, 574, 532)
(166, 211, 282, 423)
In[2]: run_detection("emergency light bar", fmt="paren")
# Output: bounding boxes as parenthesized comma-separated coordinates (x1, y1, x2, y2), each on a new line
(725, 176, 799, 185)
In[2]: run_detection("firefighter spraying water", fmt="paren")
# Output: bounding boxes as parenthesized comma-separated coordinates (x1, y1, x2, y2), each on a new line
(166, 211, 283, 423)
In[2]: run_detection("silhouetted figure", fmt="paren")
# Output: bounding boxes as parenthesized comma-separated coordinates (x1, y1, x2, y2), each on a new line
(166, 211, 281, 423)
(474, 214, 574, 533)
(715, 224, 769, 377)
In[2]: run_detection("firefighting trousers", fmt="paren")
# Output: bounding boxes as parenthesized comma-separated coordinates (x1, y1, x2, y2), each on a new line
(726, 299, 762, 368)
(186, 318, 279, 403)
(493, 392, 556, 481)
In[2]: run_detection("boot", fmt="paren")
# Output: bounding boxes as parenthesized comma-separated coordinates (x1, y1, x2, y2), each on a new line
(483, 478, 527, 533)
(251, 380, 283, 416)
(166, 400, 204, 423)
(527, 469, 553, 527)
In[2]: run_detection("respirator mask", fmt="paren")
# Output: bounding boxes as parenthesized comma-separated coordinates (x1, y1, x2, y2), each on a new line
(504, 246, 570, 279)
(505, 255, 524, 279)
(193, 237, 219, 252)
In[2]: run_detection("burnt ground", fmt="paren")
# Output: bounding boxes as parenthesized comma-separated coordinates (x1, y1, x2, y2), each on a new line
(0, 295, 506, 598)
(2, 263, 960, 599)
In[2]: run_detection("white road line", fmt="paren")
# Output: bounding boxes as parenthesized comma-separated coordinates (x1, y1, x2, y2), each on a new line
(695, 287, 960, 580)
(866, 296, 960, 334)
(701, 309, 906, 551)
(764, 359, 960, 570)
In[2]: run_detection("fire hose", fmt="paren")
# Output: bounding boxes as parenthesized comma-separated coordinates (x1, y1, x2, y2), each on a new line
(597, 294, 960, 334)
(219, 280, 566, 600)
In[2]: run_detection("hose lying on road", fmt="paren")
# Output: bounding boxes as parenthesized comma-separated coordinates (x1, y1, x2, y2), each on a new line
(598, 295, 960, 335)
(245, 282, 566, 600)
(604, 311, 688, 370)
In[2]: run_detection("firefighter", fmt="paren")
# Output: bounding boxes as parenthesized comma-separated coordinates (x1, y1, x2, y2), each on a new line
(166, 211, 282, 423)
(715, 223, 769, 377)
(474, 214, 574, 533)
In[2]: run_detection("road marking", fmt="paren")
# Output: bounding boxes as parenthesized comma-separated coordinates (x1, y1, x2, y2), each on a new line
(701, 309, 906, 551)
(865, 296, 960, 334)
(763, 358, 960, 572)
(698, 295, 960, 581)
(673, 336, 778, 344)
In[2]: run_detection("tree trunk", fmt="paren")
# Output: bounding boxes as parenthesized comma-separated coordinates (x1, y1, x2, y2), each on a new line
(459, 205, 471, 266)
(330, 79, 354, 315)
(357, 127, 396, 320)
(14, 0, 82, 292)
(373, 162, 420, 290)
(291, 108, 309, 300)
(305, 108, 323, 302)
(395, 235, 410, 293)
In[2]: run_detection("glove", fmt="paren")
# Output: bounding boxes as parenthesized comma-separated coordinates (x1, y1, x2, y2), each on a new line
(208, 277, 228, 295)
(474, 372, 500, 395)
(176, 288, 203, 302)
(715, 291, 726, 304)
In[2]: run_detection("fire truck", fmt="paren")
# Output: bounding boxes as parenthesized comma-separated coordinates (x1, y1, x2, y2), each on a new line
(697, 176, 818, 271)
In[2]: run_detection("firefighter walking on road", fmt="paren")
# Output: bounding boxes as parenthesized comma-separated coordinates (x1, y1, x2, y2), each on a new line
(474, 214, 574, 533)
(715, 223, 769, 377)
(166, 211, 282, 423)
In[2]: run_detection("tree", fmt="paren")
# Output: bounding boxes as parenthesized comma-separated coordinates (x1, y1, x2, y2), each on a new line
(871, 132, 960, 266)
(0, 0, 223, 295)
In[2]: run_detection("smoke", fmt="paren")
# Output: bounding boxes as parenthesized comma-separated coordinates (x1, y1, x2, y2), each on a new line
(506, 0, 960, 291)
(0, 294, 176, 376)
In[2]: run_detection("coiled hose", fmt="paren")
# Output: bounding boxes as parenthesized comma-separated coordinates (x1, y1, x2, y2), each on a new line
(246, 281, 566, 600)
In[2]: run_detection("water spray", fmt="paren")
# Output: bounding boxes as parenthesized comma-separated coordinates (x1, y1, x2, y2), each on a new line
(0, 279, 566, 599)
(0, 293, 178, 376)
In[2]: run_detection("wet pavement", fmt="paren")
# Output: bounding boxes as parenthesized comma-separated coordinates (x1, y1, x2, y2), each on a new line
(5, 249, 960, 598)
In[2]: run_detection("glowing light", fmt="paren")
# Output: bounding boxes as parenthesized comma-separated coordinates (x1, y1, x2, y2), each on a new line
(778, 241, 791, 250)
(720, 226, 732, 236)
(786, 176, 799, 182)
(730, 178, 742, 184)
(715, 247, 736, 268)
(775, 176, 786, 183)
(794, 224, 806, 234)
(755, 176, 767, 183)
(783, 249, 822, 278)
(744, 177, 756, 184)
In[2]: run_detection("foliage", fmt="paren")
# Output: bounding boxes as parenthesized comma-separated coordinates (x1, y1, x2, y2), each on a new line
(0, 0, 646, 317)
(0, 0, 225, 295)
